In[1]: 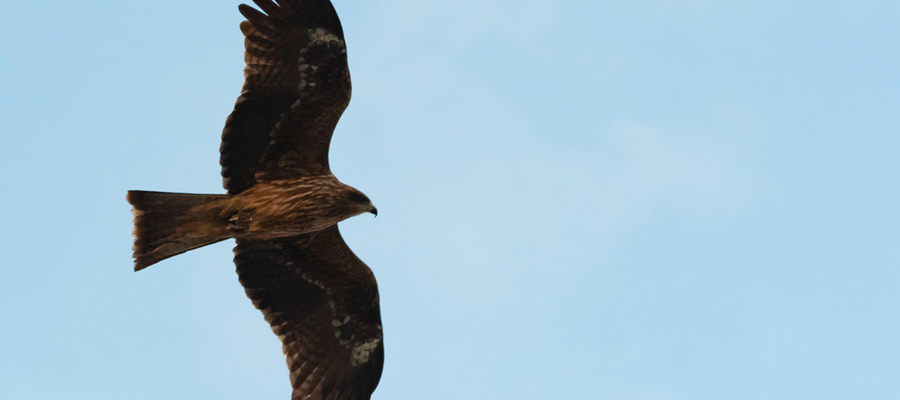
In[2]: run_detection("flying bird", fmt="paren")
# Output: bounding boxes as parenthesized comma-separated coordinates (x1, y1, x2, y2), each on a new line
(127, 1, 385, 399)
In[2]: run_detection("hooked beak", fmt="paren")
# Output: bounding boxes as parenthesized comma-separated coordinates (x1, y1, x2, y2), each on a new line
(369, 207, 378, 217)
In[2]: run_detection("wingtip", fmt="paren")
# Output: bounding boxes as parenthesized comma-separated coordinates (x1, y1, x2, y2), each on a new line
(238, 3, 268, 21)
(133, 257, 151, 272)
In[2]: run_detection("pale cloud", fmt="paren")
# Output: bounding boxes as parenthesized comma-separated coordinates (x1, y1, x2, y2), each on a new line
(338, 42, 754, 302)
(359, 0, 559, 53)
(350, 0, 751, 234)
(624, 392, 677, 400)
(592, 120, 752, 225)
(336, 0, 755, 302)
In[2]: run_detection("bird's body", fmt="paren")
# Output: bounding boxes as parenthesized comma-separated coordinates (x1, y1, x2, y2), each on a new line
(127, 1, 388, 399)
(226, 176, 375, 239)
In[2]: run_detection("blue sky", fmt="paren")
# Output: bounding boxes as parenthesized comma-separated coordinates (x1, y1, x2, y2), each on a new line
(1, 1, 898, 399)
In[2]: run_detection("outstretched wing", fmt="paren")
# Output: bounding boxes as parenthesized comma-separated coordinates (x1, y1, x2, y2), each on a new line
(221, 0, 352, 195)
(235, 225, 384, 400)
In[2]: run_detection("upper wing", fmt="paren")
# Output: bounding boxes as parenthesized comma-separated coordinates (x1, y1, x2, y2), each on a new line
(235, 225, 384, 400)
(221, 0, 352, 195)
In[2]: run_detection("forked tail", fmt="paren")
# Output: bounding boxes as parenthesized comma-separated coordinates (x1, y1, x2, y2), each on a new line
(127, 191, 232, 271)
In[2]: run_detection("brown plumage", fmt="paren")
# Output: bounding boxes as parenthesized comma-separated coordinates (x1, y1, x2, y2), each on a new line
(127, 1, 386, 399)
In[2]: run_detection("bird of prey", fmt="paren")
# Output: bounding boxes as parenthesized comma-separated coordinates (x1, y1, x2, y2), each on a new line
(126, 1, 385, 399)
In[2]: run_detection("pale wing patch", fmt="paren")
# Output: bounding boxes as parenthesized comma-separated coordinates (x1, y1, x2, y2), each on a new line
(329, 301, 383, 366)
(308, 28, 345, 49)
(351, 338, 381, 366)
(296, 28, 347, 94)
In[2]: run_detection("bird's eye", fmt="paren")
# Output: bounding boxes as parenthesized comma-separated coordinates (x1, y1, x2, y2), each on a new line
(348, 192, 368, 204)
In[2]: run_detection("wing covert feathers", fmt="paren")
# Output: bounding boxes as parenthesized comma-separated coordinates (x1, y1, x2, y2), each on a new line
(221, 0, 352, 195)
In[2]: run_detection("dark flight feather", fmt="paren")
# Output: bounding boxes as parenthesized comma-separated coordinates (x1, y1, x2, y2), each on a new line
(222, 0, 352, 195)
(236, 225, 384, 400)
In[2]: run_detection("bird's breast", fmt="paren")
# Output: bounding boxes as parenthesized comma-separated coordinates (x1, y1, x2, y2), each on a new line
(231, 180, 346, 240)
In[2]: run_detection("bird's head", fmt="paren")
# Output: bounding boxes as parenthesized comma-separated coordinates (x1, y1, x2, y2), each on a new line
(344, 186, 377, 218)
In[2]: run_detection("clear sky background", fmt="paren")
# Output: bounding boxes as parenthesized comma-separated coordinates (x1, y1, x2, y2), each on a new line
(1, 1, 898, 399)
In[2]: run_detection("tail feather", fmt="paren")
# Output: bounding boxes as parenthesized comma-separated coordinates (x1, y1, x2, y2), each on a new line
(127, 190, 232, 271)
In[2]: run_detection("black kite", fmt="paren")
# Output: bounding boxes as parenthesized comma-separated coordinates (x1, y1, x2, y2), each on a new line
(127, 1, 385, 399)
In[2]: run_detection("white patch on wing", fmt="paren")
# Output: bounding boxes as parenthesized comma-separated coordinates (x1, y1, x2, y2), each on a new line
(331, 315, 351, 327)
(308, 28, 343, 47)
(295, 28, 345, 94)
(297, 271, 326, 289)
(351, 338, 380, 365)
